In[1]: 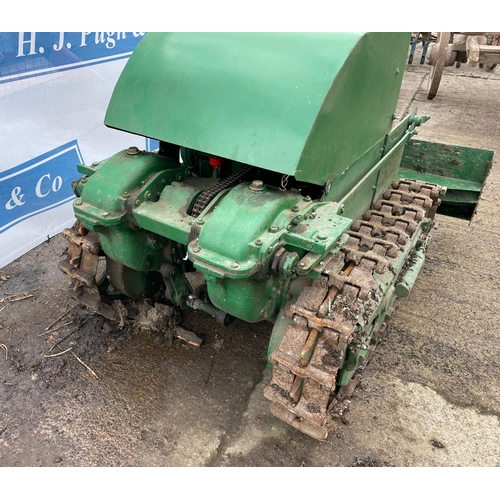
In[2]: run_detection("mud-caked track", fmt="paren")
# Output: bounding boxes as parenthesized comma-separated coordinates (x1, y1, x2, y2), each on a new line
(265, 180, 443, 439)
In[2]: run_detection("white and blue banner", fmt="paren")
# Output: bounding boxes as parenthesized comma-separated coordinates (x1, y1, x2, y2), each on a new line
(0, 32, 153, 268)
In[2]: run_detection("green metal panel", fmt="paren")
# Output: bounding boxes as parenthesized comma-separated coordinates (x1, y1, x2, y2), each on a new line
(190, 183, 351, 280)
(296, 32, 409, 186)
(195, 184, 301, 276)
(133, 179, 202, 245)
(325, 111, 421, 222)
(398, 139, 494, 219)
(77, 150, 181, 217)
(400, 139, 493, 185)
(105, 32, 409, 186)
(98, 225, 166, 272)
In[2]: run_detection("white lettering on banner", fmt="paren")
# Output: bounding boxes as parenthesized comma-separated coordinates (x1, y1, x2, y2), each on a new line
(13, 32, 143, 61)
(16, 32, 37, 57)
(80, 32, 92, 47)
(52, 176, 63, 192)
(93, 32, 128, 49)
(53, 32, 68, 51)
(5, 187, 26, 210)
(35, 174, 63, 198)
(95, 32, 106, 45)
(4, 173, 64, 212)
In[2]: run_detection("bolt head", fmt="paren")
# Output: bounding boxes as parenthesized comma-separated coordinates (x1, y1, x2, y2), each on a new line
(249, 180, 265, 192)
(127, 146, 140, 156)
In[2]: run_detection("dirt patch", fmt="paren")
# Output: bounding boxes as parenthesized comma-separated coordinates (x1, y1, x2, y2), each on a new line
(351, 456, 395, 467)
(0, 234, 271, 466)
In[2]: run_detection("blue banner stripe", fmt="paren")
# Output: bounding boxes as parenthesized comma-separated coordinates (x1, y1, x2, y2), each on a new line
(0, 32, 145, 85)
(1, 140, 82, 179)
(0, 52, 133, 84)
(0, 196, 75, 234)
(0, 141, 83, 233)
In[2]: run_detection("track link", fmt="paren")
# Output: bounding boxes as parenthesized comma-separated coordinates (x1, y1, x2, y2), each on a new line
(264, 179, 443, 440)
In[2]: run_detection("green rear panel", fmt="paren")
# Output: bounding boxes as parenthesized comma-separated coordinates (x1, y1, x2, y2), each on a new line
(398, 139, 494, 219)
(105, 32, 409, 186)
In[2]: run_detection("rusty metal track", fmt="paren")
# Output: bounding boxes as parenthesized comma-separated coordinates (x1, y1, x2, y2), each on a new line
(264, 179, 442, 440)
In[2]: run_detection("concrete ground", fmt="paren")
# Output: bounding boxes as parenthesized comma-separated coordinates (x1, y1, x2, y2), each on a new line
(0, 50, 499, 467)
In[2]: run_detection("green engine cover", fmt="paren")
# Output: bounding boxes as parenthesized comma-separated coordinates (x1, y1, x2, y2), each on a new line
(105, 32, 409, 186)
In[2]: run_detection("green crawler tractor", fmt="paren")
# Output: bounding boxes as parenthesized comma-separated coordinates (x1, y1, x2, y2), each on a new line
(59, 33, 493, 440)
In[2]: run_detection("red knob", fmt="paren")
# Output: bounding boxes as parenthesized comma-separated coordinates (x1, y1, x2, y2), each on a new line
(209, 156, 222, 168)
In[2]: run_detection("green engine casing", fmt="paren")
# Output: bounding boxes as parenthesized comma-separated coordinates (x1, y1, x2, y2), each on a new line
(71, 32, 420, 324)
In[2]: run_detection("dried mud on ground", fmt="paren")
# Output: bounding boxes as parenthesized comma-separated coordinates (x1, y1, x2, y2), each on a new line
(1, 60, 500, 467)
